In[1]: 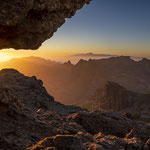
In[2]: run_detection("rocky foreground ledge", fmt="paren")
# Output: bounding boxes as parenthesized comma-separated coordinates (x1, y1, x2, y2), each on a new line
(0, 0, 91, 50)
(0, 69, 149, 150)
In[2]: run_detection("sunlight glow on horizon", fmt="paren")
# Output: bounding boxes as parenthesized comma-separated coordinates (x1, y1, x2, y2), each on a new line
(0, 46, 150, 63)
(0, 52, 18, 62)
(0, 0, 150, 61)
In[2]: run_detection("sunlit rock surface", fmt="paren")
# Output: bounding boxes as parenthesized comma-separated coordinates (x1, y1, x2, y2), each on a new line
(30, 111, 150, 150)
(0, 0, 91, 50)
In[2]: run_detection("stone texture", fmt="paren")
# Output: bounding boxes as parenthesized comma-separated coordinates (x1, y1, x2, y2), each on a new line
(0, 0, 91, 50)
(0, 69, 150, 150)
(0, 69, 86, 149)
(67, 111, 150, 140)
(53, 135, 86, 150)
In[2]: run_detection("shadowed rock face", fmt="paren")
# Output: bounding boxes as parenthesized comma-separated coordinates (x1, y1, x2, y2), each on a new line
(82, 81, 150, 122)
(0, 0, 91, 50)
(0, 69, 150, 150)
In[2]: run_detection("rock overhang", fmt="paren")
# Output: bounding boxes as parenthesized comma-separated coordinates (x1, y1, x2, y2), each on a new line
(0, 0, 91, 50)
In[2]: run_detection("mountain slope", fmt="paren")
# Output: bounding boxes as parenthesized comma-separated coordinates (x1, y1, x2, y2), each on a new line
(1, 56, 150, 105)
(0, 69, 85, 149)
(0, 69, 149, 150)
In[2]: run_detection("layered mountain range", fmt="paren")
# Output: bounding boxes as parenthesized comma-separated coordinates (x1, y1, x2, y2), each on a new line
(0, 69, 150, 150)
(1, 56, 150, 105)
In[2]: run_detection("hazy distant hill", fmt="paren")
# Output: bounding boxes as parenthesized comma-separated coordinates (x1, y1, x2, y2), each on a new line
(72, 52, 119, 57)
(70, 52, 148, 63)
(1, 56, 150, 105)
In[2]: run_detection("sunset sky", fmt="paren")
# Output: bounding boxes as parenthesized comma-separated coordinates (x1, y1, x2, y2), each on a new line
(0, 0, 150, 62)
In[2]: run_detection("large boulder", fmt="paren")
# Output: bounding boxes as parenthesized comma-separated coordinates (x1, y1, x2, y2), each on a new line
(53, 135, 86, 150)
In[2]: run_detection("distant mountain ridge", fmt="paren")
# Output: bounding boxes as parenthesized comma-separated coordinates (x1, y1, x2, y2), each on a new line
(71, 52, 150, 61)
(72, 52, 119, 57)
(1, 56, 150, 105)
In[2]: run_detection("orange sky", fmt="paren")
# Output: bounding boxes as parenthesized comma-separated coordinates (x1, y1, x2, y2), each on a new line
(0, 45, 149, 63)
(0, 0, 150, 62)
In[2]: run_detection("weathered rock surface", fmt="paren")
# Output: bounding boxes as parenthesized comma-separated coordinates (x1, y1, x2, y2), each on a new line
(0, 69, 85, 149)
(28, 110, 150, 150)
(0, 0, 91, 50)
(68, 111, 150, 140)
(53, 135, 86, 150)
(0, 69, 84, 115)
(0, 69, 149, 150)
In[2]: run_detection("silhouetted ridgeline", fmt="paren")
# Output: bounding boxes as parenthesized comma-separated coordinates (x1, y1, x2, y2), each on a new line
(1, 56, 150, 105)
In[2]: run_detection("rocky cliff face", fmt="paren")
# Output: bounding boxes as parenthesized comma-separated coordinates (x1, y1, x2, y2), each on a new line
(0, 69, 150, 150)
(0, 0, 90, 50)
(82, 81, 150, 122)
